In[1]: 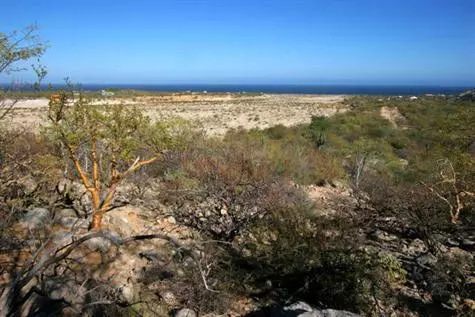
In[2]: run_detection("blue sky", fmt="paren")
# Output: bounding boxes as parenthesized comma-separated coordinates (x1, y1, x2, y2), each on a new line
(2, 0, 474, 85)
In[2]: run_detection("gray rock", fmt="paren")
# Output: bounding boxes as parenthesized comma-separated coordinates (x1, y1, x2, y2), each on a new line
(403, 238, 427, 256)
(51, 232, 73, 247)
(55, 208, 78, 219)
(22, 207, 50, 230)
(280, 302, 360, 317)
(160, 290, 177, 305)
(461, 238, 475, 248)
(175, 308, 197, 317)
(83, 236, 113, 252)
(370, 229, 397, 242)
(44, 278, 85, 305)
(120, 283, 137, 303)
(330, 180, 346, 189)
(55, 216, 90, 229)
(446, 237, 459, 247)
(21, 176, 38, 195)
(416, 253, 438, 268)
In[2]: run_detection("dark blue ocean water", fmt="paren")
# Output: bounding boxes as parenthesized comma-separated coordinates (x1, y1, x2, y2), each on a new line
(77, 84, 471, 95)
(10, 83, 473, 95)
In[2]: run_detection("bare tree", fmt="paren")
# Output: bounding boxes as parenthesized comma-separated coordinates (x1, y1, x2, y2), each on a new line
(422, 159, 474, 224)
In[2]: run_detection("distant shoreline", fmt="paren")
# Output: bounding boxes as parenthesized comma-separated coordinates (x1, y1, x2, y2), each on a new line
(1, 83, 471, 96)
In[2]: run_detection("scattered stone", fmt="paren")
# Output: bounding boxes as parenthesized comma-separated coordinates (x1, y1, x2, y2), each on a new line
(416, 253, 438, 268)
(220, 207, 228, 215)
(461, 238, 475, 249)
(166, 216, 177, 224)
(370, 229, 398, 242)
(44, 278, 85, 306)
(446, 237, 460, 247)
(160, 290, 177, 305)
(51, 232, 73, 247)
(175, 308, 197, 317)
(120, 283, 136, 303)
(403, 238, 427, 256)
(103, 206, 143, 237)
(21, 176, 38, 195)
(330, 180, 346, 189)
(83, 236, 113, 252)
(55, 217, 89, 229)
(280, 301, 361, 317)
(55, 208, 78, 219)
(21, 207, 50, 230)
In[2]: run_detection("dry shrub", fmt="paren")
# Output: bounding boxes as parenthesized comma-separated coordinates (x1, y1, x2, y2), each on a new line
(226, 197, 405, 315)
(0, 129, 61, 217)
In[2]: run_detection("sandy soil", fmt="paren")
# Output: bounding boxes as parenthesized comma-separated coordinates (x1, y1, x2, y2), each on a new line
(380, 106, 407, 129)
(3, 94, 348, 135)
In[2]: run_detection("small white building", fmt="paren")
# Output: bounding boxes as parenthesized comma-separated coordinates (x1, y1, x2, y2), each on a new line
(100, 90, 115, 97)
(409, 96, 418, 100)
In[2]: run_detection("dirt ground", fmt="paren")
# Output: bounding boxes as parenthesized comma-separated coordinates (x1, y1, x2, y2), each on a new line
(3, 93, 348, 135)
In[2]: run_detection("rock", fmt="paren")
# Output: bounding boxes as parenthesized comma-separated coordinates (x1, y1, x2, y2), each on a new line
(160, 290, 177, 305)
(329, 180, 346, 189)
(416, 253, 438, 268)
(220, 207, 228, 216)
(103, 206, 144, 237)
(55, 208, 78, 219)
(370, 229, 397, 242)
(55, 216, 89, 229)
(175, 308, 197, 317)
(403, 238, 427, 256)
(166, 216, 177, 224)
(21, 207, 51, 230)
(21, 176, 38, 195)
(120, 283, 136, 303)
(44, 278, 85, 306)
(461, 238, 475, 249)
(83, 236, 113, 252)
(446, 237, 460, 247)
(280, 302, 360, 317)
(51, 232, 73, 247)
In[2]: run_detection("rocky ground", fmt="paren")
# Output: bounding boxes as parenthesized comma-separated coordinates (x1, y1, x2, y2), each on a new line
(3, 175, 473, 316)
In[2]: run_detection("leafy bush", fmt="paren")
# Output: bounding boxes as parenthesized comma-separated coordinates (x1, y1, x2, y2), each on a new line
(306, 115, 330, 148)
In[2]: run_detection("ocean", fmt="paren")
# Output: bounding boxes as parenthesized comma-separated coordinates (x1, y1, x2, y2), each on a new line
(11, 83, 473, 96)
(76, 84, 471, 95)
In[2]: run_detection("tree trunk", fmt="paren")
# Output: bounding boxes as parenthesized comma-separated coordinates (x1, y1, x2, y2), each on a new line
(90, 211, 104, 230)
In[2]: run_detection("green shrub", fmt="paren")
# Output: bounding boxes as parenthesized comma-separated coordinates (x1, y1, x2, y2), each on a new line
(305, 115, 330, 148)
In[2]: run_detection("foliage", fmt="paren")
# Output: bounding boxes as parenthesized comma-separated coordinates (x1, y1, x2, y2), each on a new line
(306, 115, 330, 148)
(0, 24, 48, 74)
(0, 24, 48, 120)
(44, 93, 159, 229)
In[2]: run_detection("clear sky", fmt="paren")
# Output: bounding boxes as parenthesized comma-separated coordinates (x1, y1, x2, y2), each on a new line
(2, 0, 474, 85)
